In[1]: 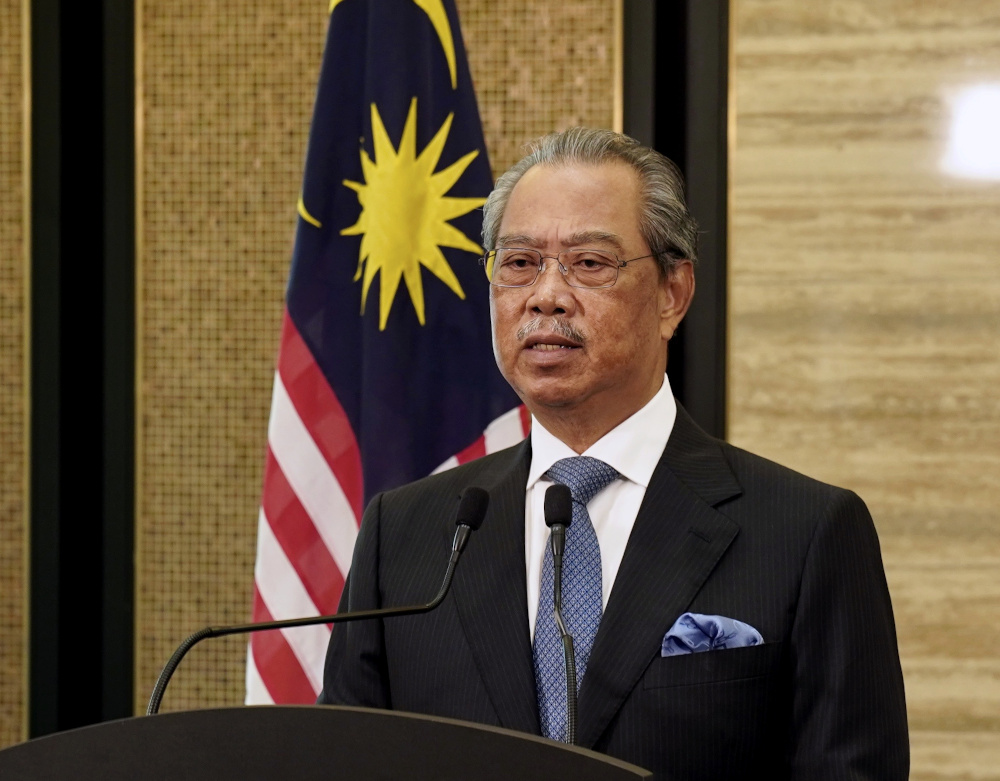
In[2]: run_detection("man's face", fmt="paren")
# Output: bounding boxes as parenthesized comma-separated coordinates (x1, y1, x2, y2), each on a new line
(489, 161, 692, 442)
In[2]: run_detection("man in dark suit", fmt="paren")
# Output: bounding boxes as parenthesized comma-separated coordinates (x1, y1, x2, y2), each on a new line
(318, 128, 909, 779)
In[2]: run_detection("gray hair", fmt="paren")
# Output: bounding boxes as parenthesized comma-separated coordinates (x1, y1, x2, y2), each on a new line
(482, 127, 698, 276)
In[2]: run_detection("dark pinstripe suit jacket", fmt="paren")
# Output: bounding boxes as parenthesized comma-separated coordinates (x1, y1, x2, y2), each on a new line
(319, 404, 909, 780)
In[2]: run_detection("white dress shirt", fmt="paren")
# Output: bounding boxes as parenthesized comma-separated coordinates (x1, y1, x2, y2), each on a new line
(525, 375, 677, 639)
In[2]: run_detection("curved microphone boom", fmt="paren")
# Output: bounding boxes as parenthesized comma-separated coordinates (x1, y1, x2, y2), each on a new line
(543, 483, 579, 745)
(146, 486, 490, 715)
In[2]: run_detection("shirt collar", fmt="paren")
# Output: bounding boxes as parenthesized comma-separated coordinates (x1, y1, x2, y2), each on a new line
(527, 374, 677, 489)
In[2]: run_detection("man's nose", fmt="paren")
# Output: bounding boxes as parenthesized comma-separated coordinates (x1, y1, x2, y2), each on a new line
(528, 258, 575, 313)
(537, 257, 570, 284)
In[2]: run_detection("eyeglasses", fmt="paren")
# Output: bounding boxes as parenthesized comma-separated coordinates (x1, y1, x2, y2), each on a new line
(481, 248, 661, 289)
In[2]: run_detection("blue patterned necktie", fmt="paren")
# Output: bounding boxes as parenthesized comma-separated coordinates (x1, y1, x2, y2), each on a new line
(533, 456, 620, 742)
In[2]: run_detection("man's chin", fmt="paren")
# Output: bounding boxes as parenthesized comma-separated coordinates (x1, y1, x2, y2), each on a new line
(519, 386, 585, 414)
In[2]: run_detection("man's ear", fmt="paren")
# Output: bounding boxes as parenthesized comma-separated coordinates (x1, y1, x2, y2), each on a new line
(659, 260, 695, 341)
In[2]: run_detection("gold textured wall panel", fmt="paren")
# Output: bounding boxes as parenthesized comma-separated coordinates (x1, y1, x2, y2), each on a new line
(730, 2, 1000, 778)
(458, 0, 618, 173)
(0, 0, 27, 750)
(135, 0, 326, 712)
(136, 0, 619, 713)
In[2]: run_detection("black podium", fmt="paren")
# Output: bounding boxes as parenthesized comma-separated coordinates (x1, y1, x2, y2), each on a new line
(0, 705, 651, 780)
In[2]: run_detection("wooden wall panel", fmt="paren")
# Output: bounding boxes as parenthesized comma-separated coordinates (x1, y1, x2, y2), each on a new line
(730, 2, 1000, 778)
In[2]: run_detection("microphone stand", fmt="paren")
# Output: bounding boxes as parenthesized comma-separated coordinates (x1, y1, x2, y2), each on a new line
(543, 483, 577, 745)
(147, 488, 488, 716)
(550, 523, 578, 745)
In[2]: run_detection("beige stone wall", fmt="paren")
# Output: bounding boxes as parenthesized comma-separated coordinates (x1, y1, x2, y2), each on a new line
(135, 0, 618, 714)
(729, 2, 1000, 778)
(0, 0, 26, 751)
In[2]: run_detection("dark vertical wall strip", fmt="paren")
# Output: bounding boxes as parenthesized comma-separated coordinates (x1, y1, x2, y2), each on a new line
(622, 0, 656, 149)
(679, 0, 728, 438)
(28, 0, 63, 740)
(56, 0, 105, 732)
(101, 0, 136, 722)
(29, 0, 135, 736)
(623, 0, 729, 439)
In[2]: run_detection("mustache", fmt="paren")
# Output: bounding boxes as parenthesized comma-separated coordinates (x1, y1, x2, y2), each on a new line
(516, 317, 586, 345)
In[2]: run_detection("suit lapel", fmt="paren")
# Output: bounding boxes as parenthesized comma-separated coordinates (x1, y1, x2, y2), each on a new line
(452, 440, 541, 734)
(577, 406, 743, 748)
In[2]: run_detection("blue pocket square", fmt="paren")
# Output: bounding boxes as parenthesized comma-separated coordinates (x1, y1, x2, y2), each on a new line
(661, 612, 764, 657)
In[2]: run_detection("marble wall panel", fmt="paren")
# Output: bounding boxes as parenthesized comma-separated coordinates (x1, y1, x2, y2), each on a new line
(730, 1, 1000, 777)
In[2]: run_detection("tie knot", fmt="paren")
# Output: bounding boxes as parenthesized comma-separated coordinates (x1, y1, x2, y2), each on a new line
(545, 456, 620, 507)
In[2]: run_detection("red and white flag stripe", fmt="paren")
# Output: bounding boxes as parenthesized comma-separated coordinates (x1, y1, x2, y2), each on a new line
(247, 312, 528, 704)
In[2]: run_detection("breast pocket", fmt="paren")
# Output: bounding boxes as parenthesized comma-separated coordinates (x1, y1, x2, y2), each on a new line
(642, 640, 784, 689)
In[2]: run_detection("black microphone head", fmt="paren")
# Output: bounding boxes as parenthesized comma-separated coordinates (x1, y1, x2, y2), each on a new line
(456, 487, 490, 531)
(544, 484, 573, 528)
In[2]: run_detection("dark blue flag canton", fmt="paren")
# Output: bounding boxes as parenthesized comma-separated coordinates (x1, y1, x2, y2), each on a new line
(286, 0, 520, 501)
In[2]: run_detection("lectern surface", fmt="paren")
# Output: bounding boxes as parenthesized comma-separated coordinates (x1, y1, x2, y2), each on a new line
(0, 705, 652, 780)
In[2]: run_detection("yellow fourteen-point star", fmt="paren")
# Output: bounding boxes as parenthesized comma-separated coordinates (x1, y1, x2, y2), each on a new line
(341, 98, 486, 330)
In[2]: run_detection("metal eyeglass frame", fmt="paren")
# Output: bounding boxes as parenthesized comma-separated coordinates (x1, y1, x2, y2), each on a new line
(480, 247, 662, 289)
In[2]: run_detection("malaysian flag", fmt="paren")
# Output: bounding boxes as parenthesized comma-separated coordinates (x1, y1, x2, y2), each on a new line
(246, 0, 525, 703)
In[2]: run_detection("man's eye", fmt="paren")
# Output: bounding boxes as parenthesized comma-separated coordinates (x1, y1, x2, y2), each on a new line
(500, 253, 538, 268)
(573, 253, 615, 269)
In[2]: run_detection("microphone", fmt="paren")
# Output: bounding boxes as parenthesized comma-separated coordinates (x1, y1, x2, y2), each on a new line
(451, 483, 489, 560)
(543, 483, 578, 745)
(146, 486, 490, 716)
